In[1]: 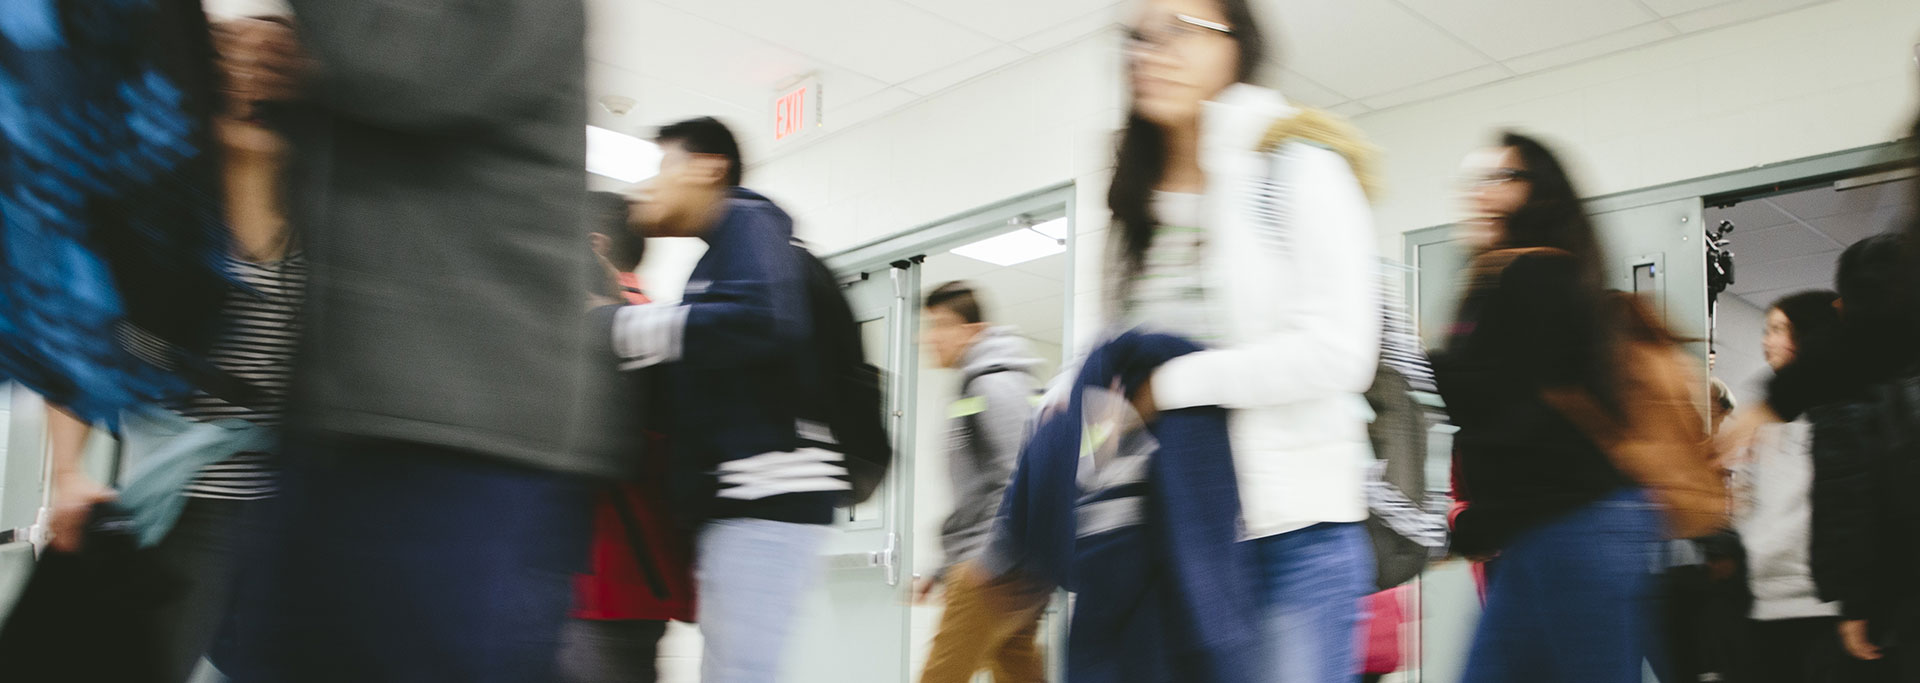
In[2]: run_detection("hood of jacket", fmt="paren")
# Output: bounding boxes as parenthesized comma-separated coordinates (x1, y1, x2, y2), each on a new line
(960, 326, 1044, 382)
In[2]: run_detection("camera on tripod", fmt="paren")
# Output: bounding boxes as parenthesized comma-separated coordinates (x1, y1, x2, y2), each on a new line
(1706, 219, 1736, 307)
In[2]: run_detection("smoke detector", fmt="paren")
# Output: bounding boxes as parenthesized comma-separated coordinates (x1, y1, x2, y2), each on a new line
(598, 95, 637, 117)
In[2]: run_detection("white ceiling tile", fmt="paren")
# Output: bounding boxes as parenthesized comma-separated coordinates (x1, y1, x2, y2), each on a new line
(901, 45, 1031, 96)
(1013, 2, 1126, 53)
(1011, 252, 1071, 282)
(1731, 224, 1842, 265)
(1726, 251, 1840, 294)
(587, 0, 894, 133)
(1396, 0, 1657, 60)
(1359, 64, 1511, 111)
(1503, 22, 1679, 74)
(921, 252, 1000, 284)
(824, 88, 919, 133)
(903, 0, 1117, 43)
(965, 264, 1066, 305)
(1807, 208, 1906, 247)
(1273, 0, 1493, 99)
(1889, 180, 1920, 208)
(1734, 286, 1817, 310)
(1666, 0, 1830, 33)
(587, 65, 754, 135)
(1275, 70, 1351, 108)
(1329, 101, 1374, 117)
(1770, 184, 1906, 221)
(589, 2, 823, 109)
(1705, 197, 1797, 231)
(1639, 0, 1737, 17)
(647, 0, 997, 84)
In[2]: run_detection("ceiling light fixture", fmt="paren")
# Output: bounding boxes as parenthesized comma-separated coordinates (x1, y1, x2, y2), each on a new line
(950, 217, 1069, 267)
(586, 125, 662, 183)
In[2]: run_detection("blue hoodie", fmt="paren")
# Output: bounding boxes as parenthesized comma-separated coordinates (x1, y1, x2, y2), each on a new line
(611, 188, 844, 525)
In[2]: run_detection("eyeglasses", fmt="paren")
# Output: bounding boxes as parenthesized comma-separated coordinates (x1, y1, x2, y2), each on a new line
(1465, 168, 1533, 188)
(1125, 13, 1234, 55)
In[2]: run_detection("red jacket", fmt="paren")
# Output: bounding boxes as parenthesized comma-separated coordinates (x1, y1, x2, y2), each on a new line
(572, 467, 696, 621)
(572, 282, 696, 622)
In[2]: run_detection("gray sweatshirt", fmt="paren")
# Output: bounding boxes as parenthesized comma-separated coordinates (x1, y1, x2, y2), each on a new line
(940, 327, 1043, 576)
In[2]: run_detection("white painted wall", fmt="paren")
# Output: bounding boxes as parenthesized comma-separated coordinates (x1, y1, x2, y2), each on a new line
(748, 32, 1126, 255)
(1354, 0, 1920, 254)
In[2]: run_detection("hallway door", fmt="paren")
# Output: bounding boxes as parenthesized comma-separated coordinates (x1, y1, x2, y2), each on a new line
(1592, 197, 1711, 362)
(784, 259, 921, 682)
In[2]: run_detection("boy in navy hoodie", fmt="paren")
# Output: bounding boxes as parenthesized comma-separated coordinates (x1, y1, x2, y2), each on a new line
(609, 117, 841, 682)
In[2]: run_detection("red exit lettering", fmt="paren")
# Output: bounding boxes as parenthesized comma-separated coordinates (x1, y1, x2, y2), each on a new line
(775, 87, 807, 141)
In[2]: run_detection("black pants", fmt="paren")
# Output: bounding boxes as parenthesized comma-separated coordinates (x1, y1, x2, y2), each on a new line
(557, 619, 669, 683)
(145, 497, 265, 683)
(1747, 618, 1843, 683)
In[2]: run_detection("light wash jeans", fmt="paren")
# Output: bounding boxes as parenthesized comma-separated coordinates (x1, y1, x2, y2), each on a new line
(1250, 522, 1376, 683)
(696, 518, 831, 683)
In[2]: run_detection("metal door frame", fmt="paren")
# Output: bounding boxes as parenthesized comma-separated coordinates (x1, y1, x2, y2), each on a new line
(820, 182, 1079, 682)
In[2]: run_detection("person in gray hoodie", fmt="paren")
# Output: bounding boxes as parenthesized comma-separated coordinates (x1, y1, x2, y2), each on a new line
(916, 281, 1050, 683)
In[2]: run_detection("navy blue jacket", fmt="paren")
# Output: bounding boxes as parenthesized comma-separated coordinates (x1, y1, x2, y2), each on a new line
(611, 188, 841, 525)
(993, 331, 1262, 683)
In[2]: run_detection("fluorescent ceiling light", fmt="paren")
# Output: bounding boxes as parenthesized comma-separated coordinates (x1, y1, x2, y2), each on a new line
(1031, 217, 1070, 241)
(586, 125, 662, 183)
(951, 227, 1066, 267)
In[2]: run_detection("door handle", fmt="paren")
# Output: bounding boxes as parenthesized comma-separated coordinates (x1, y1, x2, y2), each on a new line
(821, 532, 899, 586)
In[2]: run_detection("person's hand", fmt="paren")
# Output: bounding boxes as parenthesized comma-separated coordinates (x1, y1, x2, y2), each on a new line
(1712, 405, 1771, 469)
(1839, 620, 1882, 660)
(48, 470, 115, 554)
(212, 18, 308, 117)
(913, 575, 942, 605)
(1131, 377, 1158, 424)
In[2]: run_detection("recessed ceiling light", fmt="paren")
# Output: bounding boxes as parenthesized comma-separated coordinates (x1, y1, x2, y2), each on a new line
(586, 125, 661, 183)
(951, 225, 1067, 267)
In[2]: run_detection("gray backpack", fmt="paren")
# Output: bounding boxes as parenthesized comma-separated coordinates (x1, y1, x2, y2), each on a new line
(1363, 364, 1447, 590)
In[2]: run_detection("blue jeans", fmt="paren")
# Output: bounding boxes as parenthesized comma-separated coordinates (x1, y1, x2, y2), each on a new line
(234, 437, 594, 683)
(695, 518, 831, 683)
(1249, 522, 1375, 683)
(1463, 488, 1660, 683)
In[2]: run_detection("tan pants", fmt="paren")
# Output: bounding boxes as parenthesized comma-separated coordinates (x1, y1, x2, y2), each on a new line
(918, 564, 1049, 683)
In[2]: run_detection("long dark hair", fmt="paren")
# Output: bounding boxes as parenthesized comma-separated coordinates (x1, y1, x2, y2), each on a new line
(1482, 132, 1624, 410)
(1495, 132, 1608, 290)
(1108, 0, 1269, 275)
(1761, 290, 1846, 420)
(1771, 290, 1842, 359)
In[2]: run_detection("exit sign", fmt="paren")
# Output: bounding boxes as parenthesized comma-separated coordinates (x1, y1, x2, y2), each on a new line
(772, 77, 821, 144)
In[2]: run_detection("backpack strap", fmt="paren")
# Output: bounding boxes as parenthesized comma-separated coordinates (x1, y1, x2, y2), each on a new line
(953, 364, 1043, 418)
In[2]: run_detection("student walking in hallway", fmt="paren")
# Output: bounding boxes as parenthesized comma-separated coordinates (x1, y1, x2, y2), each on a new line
(915, 282, 1050, 683)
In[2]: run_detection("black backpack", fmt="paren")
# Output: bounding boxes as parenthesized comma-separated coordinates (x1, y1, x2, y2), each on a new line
(793, 242, 893, 504)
